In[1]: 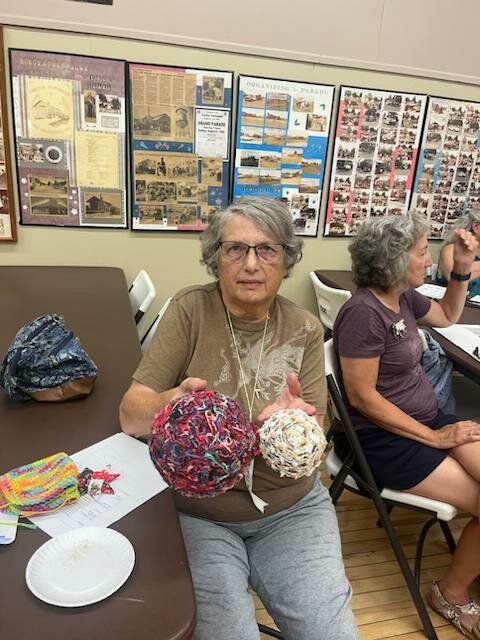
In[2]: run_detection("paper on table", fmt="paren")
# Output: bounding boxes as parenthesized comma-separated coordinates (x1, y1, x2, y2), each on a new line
(416, 283, 446, 300)
(434, 324, 480, 357)
(29, 433, 167, 537)
(0, 512, 19, 544)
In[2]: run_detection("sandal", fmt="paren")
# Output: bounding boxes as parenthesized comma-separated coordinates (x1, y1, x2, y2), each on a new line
(429, 581, 480, 639)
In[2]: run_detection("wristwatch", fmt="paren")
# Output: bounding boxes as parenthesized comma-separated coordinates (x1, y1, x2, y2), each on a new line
(450, 270, 471, 281)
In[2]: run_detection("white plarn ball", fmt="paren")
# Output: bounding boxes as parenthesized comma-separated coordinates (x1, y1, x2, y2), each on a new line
(258, 408, 327, 480)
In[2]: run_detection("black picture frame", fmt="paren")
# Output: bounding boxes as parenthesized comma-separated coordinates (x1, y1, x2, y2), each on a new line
(128, 61, 233, 232)
(232, 73, 336, 237)
(323, 84, 428, 237)
(9, 48, 129, 229)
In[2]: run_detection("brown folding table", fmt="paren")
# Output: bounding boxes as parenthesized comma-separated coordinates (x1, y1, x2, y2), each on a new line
(0, 266, 195, 640)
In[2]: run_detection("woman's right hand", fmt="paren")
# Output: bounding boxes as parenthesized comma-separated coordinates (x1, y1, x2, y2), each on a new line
(433, 420, 480, 449)
(173, 377, 207, 400)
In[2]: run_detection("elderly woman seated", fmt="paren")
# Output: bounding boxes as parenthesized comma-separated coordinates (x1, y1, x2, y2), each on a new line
(437, 208, 480, 298)
(120, 197, 359, 640)
(333, 213, 480, 640)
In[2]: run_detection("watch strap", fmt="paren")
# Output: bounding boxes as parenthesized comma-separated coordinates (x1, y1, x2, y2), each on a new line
(450, 270, 471, 282)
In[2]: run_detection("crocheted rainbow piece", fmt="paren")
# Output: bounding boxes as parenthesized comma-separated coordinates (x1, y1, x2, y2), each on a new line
(149, 390, 259, 498)
(0, 452, 80, 515)
(258, 409, 327, 480)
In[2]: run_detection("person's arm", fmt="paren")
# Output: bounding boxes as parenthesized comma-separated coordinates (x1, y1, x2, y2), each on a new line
(119, 377, 207, 438)
(340, 355, 480, 449)
(421, 228, 479, 327)
(439, 243, 480, 283)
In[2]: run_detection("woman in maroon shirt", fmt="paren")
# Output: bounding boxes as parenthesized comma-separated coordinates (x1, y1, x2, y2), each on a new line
(334, 213, 480, 639)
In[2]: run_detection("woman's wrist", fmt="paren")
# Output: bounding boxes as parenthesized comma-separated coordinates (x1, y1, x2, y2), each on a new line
(450, 270, 471, 281)
(451, 262, 472, 278)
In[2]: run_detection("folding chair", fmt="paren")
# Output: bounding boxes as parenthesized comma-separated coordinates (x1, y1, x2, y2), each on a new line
(323, 338, 458, 640)
(140, 297, 172, 353)
(309, 272, 351, 337)
(129, 270, 156, 325)
(257, 624, 283, 638)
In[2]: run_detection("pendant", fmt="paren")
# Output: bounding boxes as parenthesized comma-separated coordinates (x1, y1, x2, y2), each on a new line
(391, 318, 407, 339)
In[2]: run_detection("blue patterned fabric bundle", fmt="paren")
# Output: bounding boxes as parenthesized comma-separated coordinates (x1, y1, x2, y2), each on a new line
(0, 314, 98, 402)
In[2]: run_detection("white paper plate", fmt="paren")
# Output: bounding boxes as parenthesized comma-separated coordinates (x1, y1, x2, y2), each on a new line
(25, 527, 135, 607)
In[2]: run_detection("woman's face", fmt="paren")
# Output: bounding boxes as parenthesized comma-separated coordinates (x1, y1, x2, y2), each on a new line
(217, 214, 287, 320)
(405, 234, 432, 288)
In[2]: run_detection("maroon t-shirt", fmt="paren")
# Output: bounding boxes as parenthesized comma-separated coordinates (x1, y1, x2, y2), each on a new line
(333, 288, 437, 429)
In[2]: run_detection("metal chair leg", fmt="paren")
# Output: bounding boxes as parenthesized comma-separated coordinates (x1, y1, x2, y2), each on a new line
(414, 518, 438, 586)
(258, 623, 284, 638)
(440, 520, 456, 555)
(376, 503, 393, 528)
(370, 493, 439, 640)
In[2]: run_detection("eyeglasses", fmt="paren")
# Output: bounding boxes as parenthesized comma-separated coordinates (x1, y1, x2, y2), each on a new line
(218, 241, 285, 264)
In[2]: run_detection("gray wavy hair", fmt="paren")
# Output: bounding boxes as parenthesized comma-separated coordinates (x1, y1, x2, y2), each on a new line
(443, 208, 480, 246)
(200, 197, 303, 278)
(349, 213, 429, 291)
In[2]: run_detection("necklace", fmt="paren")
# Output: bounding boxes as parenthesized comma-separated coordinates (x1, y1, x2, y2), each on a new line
(225, 308, 269, 421)
(225, 306, 270, 513)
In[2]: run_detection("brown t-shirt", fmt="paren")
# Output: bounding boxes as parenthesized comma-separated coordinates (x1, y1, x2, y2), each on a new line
(134, 282, 327, 522)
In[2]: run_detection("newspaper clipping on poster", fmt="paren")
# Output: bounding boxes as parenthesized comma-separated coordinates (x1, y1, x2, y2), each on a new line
(130, 64, 232, 232)
(232, 75, 335, 237)
(10, 49, 127, 228)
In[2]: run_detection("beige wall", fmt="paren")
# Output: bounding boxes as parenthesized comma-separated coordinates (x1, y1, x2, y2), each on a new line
(1, 0, 479, 84)
(1, 26, 480, 332)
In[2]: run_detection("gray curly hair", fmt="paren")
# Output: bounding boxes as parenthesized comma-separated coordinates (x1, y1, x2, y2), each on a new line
(200, 197, 303, 278)
(349, 213, 429, 291)
(443, 208, 480, 246)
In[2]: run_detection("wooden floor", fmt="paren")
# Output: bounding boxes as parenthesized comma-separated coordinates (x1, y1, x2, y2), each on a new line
(254, 461, 471, 640)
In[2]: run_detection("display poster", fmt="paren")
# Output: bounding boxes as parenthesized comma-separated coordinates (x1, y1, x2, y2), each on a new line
(411, 97, 480, 239)
(10, 50, 127, 228)
(129, 64, 232, 231)
(324, 86, 427, 236)
(0, 28, 17, 241)
(232, 75, 334, 236)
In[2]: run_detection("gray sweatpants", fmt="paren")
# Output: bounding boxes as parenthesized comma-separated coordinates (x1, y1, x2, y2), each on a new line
(179, 477, 359, 640)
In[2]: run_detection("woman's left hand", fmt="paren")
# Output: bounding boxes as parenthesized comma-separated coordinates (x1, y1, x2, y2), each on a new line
(257, 372, 317, 423)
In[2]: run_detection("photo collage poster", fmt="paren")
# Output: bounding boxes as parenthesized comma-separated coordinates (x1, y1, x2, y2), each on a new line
(0, 28, 17, 241)
(129, 63, 232, 231)
(324, 86, 427, 236)
(233, 76, 335, 236)
(10, 50, 127, 228)
(411, 97, 480, 239)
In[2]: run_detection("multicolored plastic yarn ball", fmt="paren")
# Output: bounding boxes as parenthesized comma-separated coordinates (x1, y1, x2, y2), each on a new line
(258, 409, 327, 480)
(149, 390, 259, 498)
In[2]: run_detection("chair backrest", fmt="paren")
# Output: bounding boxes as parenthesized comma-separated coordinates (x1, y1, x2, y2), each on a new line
(427, 262, 439, 281)
(323, 337, 379, 494)
(129, 270, 156, 324)
(309, 272, 352, 330)
(324, 337, 340, 383)
(141, 297, 172, 353)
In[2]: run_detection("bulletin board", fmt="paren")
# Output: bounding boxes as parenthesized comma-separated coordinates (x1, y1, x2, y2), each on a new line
(410, 96, 480, 239)
(232, 74, 335, 236)
(9, 49, 128, 228)
(129, 62, 232, 231)
(324, 86, 427, 236)
(0, 28, 17, 241)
